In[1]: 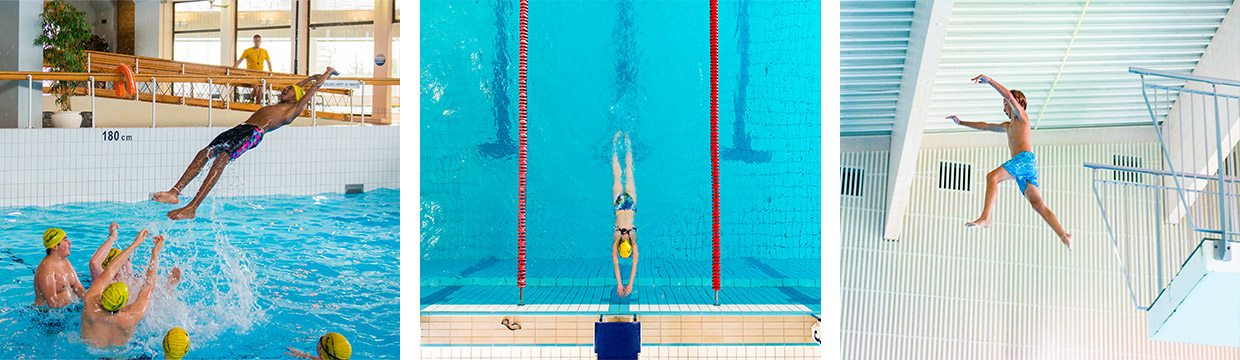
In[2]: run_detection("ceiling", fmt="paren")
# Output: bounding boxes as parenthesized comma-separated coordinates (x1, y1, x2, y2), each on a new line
(841, 0, 1234, 136)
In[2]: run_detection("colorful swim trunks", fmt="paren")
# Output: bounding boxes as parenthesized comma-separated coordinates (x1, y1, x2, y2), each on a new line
(1001, 151, 1039, 195)
(208, 124, 265, 160)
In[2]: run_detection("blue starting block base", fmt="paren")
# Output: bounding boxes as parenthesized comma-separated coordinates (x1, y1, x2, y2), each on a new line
(595, 320, 641, 360)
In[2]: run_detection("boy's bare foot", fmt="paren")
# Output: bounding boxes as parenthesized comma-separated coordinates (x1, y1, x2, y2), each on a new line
(166, 207, 197, 220)
(965, 219, 991, 228)
(153, 191, 180, 204)
(1062, 234, 1074, 251)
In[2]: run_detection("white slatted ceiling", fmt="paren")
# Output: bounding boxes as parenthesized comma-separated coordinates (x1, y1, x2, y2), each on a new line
(841, 0, 916, 135)
(841, 0, 1233, 136)
(926, 0, 1231, 133)
(840, 143, 1240, 359)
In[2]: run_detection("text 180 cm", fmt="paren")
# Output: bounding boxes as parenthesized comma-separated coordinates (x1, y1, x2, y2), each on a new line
(102, 130, 132, 141)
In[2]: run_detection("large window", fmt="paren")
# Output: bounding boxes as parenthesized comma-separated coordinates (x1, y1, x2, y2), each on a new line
(172, 1, 222, 65)
(309, 0, 375, 77)
(236, 0, 293, 73)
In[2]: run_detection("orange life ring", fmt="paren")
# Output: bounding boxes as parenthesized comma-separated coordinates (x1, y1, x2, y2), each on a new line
(114, 64, 136, 97)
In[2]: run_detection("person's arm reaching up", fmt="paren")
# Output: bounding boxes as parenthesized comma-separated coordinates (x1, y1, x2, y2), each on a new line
(613, 238, 624, 296)
(89, 222, 119, 280)
(293, 67, 336, 109)
(86, 230, 148, 299)
(624, 240, 638, 296)
(972, 74, 1029, 121)
(119, 235, 167, 326)
(947, 115, 1008, 133)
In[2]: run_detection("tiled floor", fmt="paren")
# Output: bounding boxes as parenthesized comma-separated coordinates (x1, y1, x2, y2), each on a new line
(419, 345, 822, 359)
(420, 314, 820, 346)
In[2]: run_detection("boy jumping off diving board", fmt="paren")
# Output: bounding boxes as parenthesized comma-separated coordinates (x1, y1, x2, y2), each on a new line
(153, 67, 338, 220)
(948, 74, 1073, 250)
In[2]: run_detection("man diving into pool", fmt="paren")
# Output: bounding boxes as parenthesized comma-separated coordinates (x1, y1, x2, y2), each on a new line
(81, 229, 180, 348)
(153, 67, 339, 220)
(33, 228, 86, 308)
(612, 131, 639, 297)
(949, 74, 1073, 250)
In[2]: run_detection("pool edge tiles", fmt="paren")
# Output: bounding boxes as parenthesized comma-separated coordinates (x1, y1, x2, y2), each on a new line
(420, 314, 821, 347)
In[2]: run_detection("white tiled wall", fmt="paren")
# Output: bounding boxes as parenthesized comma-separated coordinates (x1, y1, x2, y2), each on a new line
(842, 143, 1240, 359)
(0, 126, 398, 207)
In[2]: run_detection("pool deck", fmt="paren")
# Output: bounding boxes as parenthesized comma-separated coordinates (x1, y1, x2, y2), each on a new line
(421, 258, 820, 316)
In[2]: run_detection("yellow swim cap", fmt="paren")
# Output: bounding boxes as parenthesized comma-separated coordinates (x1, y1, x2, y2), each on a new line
(317, 332, 352, 360)
(619, 240, 632, 259)
(43, 228, 66, 249)
(102, 248, 121, 268)
(101, 282, 128, 312)
(163, 327, 190, 360)
(292, 85, 305, 101)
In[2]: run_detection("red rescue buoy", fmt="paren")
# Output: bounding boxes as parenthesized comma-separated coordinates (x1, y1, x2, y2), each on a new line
(114, 64, 136, 97)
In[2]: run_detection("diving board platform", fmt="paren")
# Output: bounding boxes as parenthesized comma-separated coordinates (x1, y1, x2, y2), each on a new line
(1147, 238, 1240, 346)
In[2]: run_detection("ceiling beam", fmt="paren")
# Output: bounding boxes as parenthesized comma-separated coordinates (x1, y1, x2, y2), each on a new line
(1159, 1, 1240, 224)
(883, 0, 954, 240)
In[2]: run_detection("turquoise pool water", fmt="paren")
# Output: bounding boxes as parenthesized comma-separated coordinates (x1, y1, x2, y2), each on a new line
(421, 0, 820, 310)
(0, 189, 399, 359)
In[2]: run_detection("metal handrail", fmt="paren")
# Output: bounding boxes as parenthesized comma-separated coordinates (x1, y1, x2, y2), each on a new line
(17, 71, 395, 128)
(1130, 66, 1240, 89)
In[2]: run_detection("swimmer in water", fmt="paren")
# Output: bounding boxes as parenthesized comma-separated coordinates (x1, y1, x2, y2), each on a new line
(90, 222, 182, 290)
(81, 230, 181, 348)
(33, 228, 86, 308)
(611, 131, 639, 298)
(163, 327, 191, 360)
(153, 67, 340, 220)
(285, 332, 352, 360)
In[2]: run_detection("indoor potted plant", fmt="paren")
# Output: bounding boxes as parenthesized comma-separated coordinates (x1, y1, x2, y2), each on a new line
(36, 0, 91, 128)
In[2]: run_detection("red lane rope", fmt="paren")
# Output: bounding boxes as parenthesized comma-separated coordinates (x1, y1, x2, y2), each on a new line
(710, 0, 721, 293)
(517, 0, 528, 292)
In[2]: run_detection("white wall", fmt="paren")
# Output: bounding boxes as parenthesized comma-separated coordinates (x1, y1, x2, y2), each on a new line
(841, 143, 1240, 359)
(134, 0, 161, 58)
(0, 126, 398, 207)
(64, 0, 118, 51)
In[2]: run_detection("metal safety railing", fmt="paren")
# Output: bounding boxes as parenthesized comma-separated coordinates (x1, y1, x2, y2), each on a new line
(1086, 67, 1240, 310)
(0, 71, 397, 128)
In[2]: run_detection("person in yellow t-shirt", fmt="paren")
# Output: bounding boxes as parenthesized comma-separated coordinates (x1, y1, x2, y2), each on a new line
(233, 34, 274, 104)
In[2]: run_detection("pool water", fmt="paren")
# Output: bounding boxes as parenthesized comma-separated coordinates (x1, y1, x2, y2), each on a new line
(0, 189, 399, 359)
(420, 0, 820, 312)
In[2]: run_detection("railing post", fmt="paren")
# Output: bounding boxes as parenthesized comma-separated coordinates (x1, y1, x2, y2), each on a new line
(207, 78, 213, 127)
(151, 77, 156, 128)
(360, 80, 366, 126)
(89, 76, 95, 128)
(1213, 84, 1231, 261)
(311, 94, 317, 126)
(27, 75, 33, 129)
(260, 79, 267, 105)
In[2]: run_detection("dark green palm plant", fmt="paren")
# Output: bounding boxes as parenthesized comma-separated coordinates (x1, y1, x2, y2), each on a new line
(35, 0, 91, 112)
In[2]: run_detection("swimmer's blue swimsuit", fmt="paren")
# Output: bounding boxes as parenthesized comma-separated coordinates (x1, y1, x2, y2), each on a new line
(1000, 151, 1039, 195)
(614, 192, 635, 212)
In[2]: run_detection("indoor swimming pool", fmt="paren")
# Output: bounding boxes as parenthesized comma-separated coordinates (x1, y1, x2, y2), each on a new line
(0, 189, 399, 359)
(420, 0, 820, 317)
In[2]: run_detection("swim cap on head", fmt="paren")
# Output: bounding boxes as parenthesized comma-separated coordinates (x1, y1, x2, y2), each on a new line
(163, 327, 190, 360)
(43, 228, 66, 249)
(619, 239, 632, 259)
(292, 85, 305, 101)
(102, 248, 121, 268)
(102, 282, 128, 312)
(317, 332, 352, 360)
